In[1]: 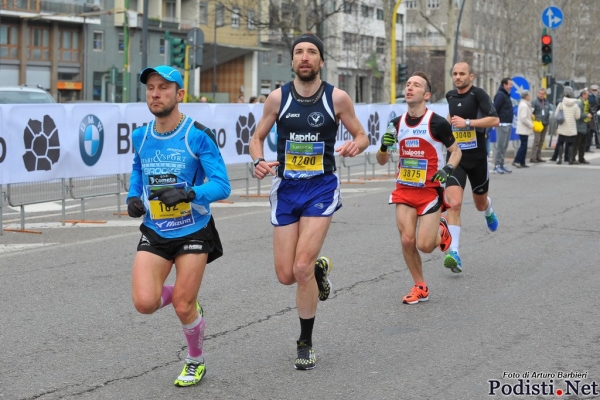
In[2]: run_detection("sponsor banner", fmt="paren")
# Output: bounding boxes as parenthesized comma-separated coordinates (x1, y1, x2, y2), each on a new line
(0, 102, 448, 185)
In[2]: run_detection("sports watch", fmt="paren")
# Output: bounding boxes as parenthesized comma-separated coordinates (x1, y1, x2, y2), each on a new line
(253, 158, 265, 167)
(465, 119, 471, 127)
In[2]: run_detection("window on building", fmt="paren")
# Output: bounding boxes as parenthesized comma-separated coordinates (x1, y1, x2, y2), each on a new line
(216, 3, 224, 27)
(262, 49, 270, 64)
(396, 13, 403, 24)
(277, 51, 283, 65)
(118, 33, 124, 52)
(0, 24, 19, 58)
(360, 35, 373, 54)
(376, 37, 385, 55)
(160, 38, 166, 55)
(338, 74, 349, 93)
(231, 7, 240, 28)
(93, 30, 104, 51)
(343, 1, 352, 14)
(427, 0, 440, 9)
(376, 9, 384, 20)
(199, 2, 208, 25)
(59, 30, 79, 62)
(30, 26, 50, 60)
(372, 77, 383, 103)
(166, 0, 176, 18)
(343, 32, 357, 50)
(454, 0, 462, 8)
(248, 10, 255, 30)
(261, 80, 271, 95)
(361, 5, 368, 17)
(405, 0, 417, 9)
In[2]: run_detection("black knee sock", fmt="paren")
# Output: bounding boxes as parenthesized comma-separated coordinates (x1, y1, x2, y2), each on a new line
(299, 317, 315, 346)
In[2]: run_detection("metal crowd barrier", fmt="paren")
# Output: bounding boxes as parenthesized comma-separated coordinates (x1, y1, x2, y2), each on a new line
(68, 175, 124, 221)
(1, 154, 398, 234)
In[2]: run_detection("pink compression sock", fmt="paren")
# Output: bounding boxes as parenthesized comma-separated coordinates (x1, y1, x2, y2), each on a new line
(182, 315, 205, 358)
(160, 285, 174, 309)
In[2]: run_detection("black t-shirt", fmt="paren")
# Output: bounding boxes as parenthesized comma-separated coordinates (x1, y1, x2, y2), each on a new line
(446, 86, 498, 153)
(391, 111, 455, 149)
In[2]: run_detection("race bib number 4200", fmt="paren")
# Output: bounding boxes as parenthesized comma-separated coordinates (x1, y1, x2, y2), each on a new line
(283, 140, 325, 179)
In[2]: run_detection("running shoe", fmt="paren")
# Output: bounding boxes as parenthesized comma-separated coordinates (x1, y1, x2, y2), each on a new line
(315, 256, 332, 301)
(439, 216, 452, 252)
(174, 358, 206, 387)
(294, 340, 316, 370)
(492, 165, 504, 174)
(501, 165, 512, 173)
(485, 211, 499, 232)
(444, 250, 462, 273)
(402, 284, 429, 304)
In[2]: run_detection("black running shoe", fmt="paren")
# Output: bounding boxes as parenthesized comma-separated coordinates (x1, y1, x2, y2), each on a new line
(314, 256, 332, 301)
(294, 340, 316, 370)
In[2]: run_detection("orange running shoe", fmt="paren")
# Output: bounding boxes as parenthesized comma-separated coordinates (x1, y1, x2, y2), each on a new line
(402, 284, 429, 305)
(439, 215, 452, 252)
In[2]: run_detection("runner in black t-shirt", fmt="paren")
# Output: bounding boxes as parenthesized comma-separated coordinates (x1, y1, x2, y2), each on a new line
(443, 62, 500, 273)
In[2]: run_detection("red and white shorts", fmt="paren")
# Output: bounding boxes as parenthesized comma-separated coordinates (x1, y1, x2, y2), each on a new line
(389, 185, 449, 216)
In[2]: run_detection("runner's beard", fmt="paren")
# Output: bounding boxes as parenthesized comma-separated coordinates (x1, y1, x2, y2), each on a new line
(296, 68, 319, 82)
(151, 103, 176, 118)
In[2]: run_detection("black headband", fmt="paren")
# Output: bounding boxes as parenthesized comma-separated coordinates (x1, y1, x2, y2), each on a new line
(292, 34, 324, 61)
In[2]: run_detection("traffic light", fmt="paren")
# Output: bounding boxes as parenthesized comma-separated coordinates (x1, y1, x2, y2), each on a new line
(170, 37, 186, 69)
(397, 63, 408, 83)
(541, 34, 552, 65)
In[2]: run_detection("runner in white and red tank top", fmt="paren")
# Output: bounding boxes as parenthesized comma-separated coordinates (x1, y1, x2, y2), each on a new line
(376, 71, 462, 305)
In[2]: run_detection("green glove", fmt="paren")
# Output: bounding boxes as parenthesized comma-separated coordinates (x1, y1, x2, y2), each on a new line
(381, 132, 397, 147)
(431, 164, 454, 183)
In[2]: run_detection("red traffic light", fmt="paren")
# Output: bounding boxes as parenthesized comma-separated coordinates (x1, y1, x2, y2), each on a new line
(541, 35, 552, 45)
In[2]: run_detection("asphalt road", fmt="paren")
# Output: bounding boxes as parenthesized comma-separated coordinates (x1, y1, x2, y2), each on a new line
(1, 154, 600, 400)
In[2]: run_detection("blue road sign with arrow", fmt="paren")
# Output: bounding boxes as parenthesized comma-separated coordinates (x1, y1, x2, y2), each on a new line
(542, 6, 563, 29)
(510, 76, 530, 101)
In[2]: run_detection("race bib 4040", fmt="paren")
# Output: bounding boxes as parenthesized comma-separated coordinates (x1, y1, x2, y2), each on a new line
(283, 140, 325, 179)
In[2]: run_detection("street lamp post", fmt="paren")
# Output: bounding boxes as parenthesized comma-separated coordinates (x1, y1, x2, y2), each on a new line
(213, 8, 217, 100)
(390, 0, 403, 104)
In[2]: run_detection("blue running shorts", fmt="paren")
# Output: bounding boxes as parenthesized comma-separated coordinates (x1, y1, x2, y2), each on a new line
(269, 173, 342, 226)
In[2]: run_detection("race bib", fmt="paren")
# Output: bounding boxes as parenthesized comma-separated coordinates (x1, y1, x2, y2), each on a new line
(453, 127, 477, 150)
(283, 140, 325, 179)
(397, 158, 428, 187)
(146, 182, 194, 231)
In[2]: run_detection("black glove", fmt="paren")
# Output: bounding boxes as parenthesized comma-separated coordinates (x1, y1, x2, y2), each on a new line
(127, 197, 146, 218)
(431, 164, 454, 183)
(148, 187, 196, 207)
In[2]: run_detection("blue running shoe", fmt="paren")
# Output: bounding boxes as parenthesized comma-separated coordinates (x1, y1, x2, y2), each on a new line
(444, 250, 462, 273)
(485, 211, 499, 232)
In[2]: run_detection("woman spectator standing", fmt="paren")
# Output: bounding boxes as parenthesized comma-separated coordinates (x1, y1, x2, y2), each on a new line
(512, 90, 534, 168)
(554, 87, 581, 165)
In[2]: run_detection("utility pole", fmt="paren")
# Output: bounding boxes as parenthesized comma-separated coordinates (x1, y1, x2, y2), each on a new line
(122, 0, 130, 102)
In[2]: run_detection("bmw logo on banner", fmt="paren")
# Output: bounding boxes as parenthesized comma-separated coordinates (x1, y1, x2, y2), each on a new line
(79, 114, 104, 166)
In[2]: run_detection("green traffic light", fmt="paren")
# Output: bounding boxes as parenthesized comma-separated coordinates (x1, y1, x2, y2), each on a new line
(170, 37, 186, 68)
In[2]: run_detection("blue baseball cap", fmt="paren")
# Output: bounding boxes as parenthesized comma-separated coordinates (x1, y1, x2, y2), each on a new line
(140, 65, 183, 88)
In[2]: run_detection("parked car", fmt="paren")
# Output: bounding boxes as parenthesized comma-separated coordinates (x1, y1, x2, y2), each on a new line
(0, 86, 55, 104)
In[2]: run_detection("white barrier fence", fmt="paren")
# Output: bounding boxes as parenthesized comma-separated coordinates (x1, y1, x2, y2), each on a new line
(0, 102, 451, 233)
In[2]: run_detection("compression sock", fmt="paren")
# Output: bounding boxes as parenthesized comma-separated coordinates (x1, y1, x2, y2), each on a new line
(183, 314, 205, 360)
(299, 317, 315, 346)
(448, 225, 461, 252)
(484, 197, 494, 217)
(159, 285, 174, 309)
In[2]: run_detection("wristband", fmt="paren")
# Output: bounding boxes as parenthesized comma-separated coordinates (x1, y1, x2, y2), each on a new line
(379, 145, 388, 153)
